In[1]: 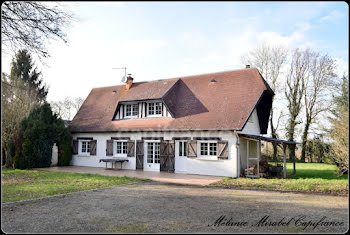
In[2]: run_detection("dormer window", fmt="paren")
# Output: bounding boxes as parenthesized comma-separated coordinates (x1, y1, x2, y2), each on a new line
(147, 102, 162, 117)
(125, 103, 138, 118)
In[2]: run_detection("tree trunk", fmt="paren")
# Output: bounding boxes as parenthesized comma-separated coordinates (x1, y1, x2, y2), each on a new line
(300, 118, 311, 162)
(287, 115, 296, 162)
(269, 110, 278, 165)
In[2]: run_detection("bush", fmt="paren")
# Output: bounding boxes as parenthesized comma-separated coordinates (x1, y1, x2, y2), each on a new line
(10, 103, 72, 169)
(57, 127, 72, 166)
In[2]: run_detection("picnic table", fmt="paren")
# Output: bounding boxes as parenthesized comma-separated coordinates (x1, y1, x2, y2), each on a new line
(99, 158, 129, 170)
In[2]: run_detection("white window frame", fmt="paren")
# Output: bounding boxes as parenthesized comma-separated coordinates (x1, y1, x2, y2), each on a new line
(124, 103, 139, 118)
(146, 141, 160, 164)
(113, 140, 128, 157)
(178, 141, 187, 157)
(197, 141, 218, 159)
(147, 102, 162, 117)
(79, 140, 91, 156)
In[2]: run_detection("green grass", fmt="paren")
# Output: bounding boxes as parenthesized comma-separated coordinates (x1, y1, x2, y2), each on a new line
(212, 163, 348, 194)
(1, 169, 139, 203)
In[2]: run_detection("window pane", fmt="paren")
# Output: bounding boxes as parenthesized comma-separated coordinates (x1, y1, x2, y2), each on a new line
(179, 142, 182, 156)
(132, 104, 138, 116)
(117, 142, 122, 154)
(155, 102, 162, 115)
(155, 143, 160, 163)
(122, 142, 128, 154)
(147, 143, 153, 163)
(126, 104, 132, 116)
(183, 142, 187, 156)
(200, 143, 208, 156)
(87, 141, 90, 153)
(209, 143, 217, 156)
(82, 142, 86, 152)
(148, 103, 154, 115)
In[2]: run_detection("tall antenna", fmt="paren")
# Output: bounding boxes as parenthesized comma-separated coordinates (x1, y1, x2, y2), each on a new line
(112, 67, 127, 83)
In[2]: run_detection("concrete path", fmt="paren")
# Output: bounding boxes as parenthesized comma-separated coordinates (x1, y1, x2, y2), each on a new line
(35, 166, 223, 186)
(2, 181, 348, 233)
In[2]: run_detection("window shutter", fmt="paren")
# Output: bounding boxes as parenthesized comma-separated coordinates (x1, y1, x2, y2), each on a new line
(127, 140, 135, 157)
(168, 141, 175, 157)
(136, 140, 144, 169)
(106, 140, 113, 156)
(160, 141, 169, 157)
(72, 140, 79, 154)
(187, 141, 197, 158)
(218, 141, 229, 159)
(90, 140, 97, 156)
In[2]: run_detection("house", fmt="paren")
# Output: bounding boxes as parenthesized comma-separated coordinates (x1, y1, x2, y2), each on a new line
(68, 67, 276, 177)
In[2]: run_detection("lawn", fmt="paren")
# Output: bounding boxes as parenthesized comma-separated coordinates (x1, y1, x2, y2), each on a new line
(211, 163, 348, 194)
(1, 169, 140, 203)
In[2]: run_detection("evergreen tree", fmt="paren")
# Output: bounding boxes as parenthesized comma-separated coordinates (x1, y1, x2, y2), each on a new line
(10, 49, 48, 101)
(12, 103, 72, 169)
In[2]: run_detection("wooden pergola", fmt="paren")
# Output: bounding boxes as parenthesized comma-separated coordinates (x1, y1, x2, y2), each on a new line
(238, 134, 299, 178)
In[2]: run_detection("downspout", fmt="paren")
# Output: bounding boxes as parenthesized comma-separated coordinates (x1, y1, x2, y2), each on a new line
(234, 131, 240, 178)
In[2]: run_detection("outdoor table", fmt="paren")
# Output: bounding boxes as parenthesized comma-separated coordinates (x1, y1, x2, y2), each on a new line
(99, 158, 129, 170)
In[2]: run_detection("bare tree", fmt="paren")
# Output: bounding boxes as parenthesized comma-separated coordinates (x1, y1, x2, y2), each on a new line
(285, 48, 312, 162)
(300, 52, 337, 162)
(51, 96, 84, 120)
(242, 44, 288, 163)
(72, 97, 84, 112)
(2, 1, 75, 58)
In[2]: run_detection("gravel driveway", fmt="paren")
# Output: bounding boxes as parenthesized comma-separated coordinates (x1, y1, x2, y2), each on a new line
(2, 181, 348, 233)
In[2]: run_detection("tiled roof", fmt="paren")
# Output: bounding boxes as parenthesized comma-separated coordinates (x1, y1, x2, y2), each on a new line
(69, 68, 273, 133)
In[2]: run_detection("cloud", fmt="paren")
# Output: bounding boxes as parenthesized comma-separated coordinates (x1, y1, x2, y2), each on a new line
(334, 57, 349, 76)
(319, 10, 344, 23)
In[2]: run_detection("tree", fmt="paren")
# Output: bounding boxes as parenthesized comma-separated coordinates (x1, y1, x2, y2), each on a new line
(1, 49, 47, 165)
(10, 49, 48, 101)
(1, 73, 40, 166)
(2, 1, 74, 58)
(300, 52, 337, 162)
(51, 96, 84, 120)
(11, 103, 72, 169)
(285, 48, 312, 162)
(326, 75, 348, 175)
(242, 44, 288, 163)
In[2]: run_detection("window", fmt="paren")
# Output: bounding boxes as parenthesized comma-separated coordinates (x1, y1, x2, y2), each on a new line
(79, 140, 90, 155)
(147, 102, 162, 116)
(199, 142, 217, 158)
(125, 103, 138, 118)
(179, 141, 187, 157)
(147, 142, 160, 163)
(114, 140, 128, 156)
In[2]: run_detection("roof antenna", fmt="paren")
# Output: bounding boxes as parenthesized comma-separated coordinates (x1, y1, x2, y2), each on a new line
(112, 67, 127, 83)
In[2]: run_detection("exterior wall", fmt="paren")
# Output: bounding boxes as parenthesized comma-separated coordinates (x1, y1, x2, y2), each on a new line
(239, 108, 260, 135)
(71, 130, 238, 177)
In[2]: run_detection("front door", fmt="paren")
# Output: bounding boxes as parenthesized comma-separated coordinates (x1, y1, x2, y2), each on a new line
(144, 142, 160, 171)
(175, 141, 187, 172)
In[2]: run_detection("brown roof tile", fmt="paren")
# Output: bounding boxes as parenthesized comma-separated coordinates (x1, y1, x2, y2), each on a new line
(69, 68, 272, 132)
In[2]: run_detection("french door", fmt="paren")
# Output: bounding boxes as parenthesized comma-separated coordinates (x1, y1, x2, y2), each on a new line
(144, 142, 160, 171)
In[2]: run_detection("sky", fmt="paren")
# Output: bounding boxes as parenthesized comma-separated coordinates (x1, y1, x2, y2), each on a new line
(1, 1, 349, 105)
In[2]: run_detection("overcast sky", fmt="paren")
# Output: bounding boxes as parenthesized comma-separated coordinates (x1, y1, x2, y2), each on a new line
(1, 1, 348, 104)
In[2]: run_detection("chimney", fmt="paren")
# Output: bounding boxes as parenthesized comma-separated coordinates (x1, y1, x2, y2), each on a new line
(246, 64, 251, 69)
(125, 74, 133, 90)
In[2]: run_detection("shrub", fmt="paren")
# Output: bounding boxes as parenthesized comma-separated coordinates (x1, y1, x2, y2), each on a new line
(10, 103, 72, 169)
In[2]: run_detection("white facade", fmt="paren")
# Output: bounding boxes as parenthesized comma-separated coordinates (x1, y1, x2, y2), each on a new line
(71, 108, 261, 178)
